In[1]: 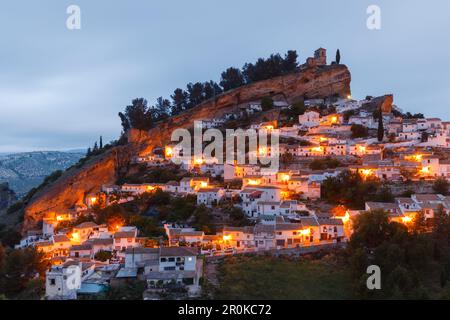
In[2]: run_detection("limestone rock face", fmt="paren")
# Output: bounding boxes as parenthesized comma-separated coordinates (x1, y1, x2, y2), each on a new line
(363, 94, 394, 114)
(22, 146, 133, 231)
(23, 64, 351, 232)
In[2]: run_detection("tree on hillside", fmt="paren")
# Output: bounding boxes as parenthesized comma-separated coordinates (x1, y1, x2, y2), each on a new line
(321, 170, 380, 208)
(351, 124, 369, 138)
(243, 54, 284, 83)
(220, 67, 245, 91)
(192, 205, 215, 234)
(349, 209, 393, 249)
(119, 98, 154, 131)
(377, 108, 384, 142)
(99, 136, 103, 149)
(203, 81, 222, 100)
(403, 112, 424, 119)
(289, 100, 306, 118)
(171, 88, 189, 115)
(336, 49, 341, 64)
(430, 204, 450, 272)
(261, 97, 274, 111)
(153, 97, 171, 121)
(186, 82, 205, 108)
(118, 112, 131, 132)
(282, 50, 299, 73)
(0, 247, 49, 299)
(433, 178, 450, 195)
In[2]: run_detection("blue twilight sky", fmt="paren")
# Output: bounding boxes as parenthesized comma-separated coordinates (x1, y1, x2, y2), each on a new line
(0, 0, 449, 153)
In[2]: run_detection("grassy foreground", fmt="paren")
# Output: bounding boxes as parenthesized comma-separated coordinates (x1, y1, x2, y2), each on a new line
(214, 253, 354, 300)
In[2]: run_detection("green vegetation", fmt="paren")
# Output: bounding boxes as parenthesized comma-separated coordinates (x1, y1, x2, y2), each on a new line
(214, 254, 353, 299)
(94, 250, 113, 262)
(0, 245, 49, 299)
(433, 177, 449, 195)
(343, 109, 355, 121)
(347, 208, 450, 299)
(106, 280, 147, 300)
(321, 170, 382, 209)
(282, 100, 306, 120)
(351, 124, 369, 138)
(0, 225, 22, 248)
(215, 207, 450, 300)
(335, 49, 341, 64)
(119, 50, 300, 132)
(377, 108, 384, 142)
(224, 206, 252, 227)
(260, 97, 274, 111)
(191, 205, 215, 234)
(309, 157, 341, 170)
(90, 190, 216, 237)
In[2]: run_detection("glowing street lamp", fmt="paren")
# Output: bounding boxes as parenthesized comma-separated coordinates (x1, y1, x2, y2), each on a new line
(165, 146, 173, 158)
(331, 116, 338, 124)
(194, 158, 204, 165)
(312, 146, 323, 153)
(360, 169, 373, 178)
(401, 216, 413, 224)
(71, 232, 80, 243)
(420, 166, 430, 174)
(258, 147, 268, 156)
(342, 211, 351, 224)
(299, 229, 311, 236)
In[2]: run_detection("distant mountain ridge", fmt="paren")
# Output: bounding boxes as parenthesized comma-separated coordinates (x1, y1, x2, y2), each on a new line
(0, 151, 84, 197)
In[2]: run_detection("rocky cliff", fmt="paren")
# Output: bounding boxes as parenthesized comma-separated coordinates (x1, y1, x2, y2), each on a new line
(23, 64, 351, 232)
(22, 146, 132, 231)
(130, 64, 351, 154)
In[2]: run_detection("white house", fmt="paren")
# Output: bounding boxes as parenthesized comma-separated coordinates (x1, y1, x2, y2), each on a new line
(45, 261, 88, 300)
(197, 188, 226, 206)
(299, 110, 320, 127)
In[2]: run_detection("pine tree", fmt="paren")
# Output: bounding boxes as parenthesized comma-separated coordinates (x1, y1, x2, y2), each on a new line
(336, 49, 341, 64)
(93, 141, 98, 152)
(377, 108, 384, 142)
(99, 136, 103, 149)
(86, 147, 92, 156)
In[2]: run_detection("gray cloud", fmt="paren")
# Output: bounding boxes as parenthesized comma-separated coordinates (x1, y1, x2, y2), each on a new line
(1, 0, 450, 152)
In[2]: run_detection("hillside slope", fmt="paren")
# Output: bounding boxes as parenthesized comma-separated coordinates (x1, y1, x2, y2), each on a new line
(22, 64, 351, 232)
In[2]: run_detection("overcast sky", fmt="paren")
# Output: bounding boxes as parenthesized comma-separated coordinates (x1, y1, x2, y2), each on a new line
(1, 0, 449, 153)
